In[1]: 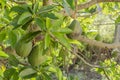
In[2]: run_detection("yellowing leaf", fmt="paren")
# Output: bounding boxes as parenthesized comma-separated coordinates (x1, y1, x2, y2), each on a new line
(0, 51, 9, 58)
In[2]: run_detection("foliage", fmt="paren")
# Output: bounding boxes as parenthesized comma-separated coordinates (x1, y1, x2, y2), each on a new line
(0, 0, 120, 80)
(95, 59, 120, 80)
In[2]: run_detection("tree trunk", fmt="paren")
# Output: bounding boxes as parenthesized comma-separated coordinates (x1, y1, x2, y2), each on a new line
(114, 23, 120, 63)
(114, 23, 120, 43)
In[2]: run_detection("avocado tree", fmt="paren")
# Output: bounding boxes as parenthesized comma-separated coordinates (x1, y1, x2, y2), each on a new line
(0, 0, 120, 80)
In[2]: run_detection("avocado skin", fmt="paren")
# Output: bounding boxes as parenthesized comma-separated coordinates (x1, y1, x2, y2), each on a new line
(15, 39, 32, 57)
(28, 45, 46, 66)
(67, 20, 82, 39)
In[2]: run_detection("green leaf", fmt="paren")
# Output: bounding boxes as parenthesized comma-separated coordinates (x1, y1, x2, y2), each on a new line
(12, 72, 19, 80)
(38, 5, 56, 14)
(8, 54, 19, 67)
(10, 6, 26, 14)
(56, 68, 63, 80)
(22, 18, 33, 30)
(63, 0, 71, 16)
(19, 68, 37, 79)
(8, 30, 18, 47)
(43, 72, 52, 80)
(35, 18, 46, 30)
(53, 32, 71, 49)
(4, 68, 16, 79)
(21, 31, 41, 42)
(46, 18, 51, 29)
(42, 13, 59, 19)
(56, 28, 72, 34)
(45, 33, 51, 49)
(0, 50, 9, 58)
(115, 15, 120, 24)
(0, 32, 6, 42)
(10, 15, 21, 29)
(66, 0, 75, 10)
(33, 2, 39, 14)
(18, 12, 32, 24)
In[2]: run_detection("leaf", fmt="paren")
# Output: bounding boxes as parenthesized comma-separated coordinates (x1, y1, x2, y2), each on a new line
(42, 13, 59, 19)
(21, 31, 41, 42)
(53, 32, 71, 49)
(10, 6, 26, 14)
(8, 30, 18, 47)
(10, 15, 21, 29)
(56, 28, 72, 34)
(18, 12, 32, 24)
(4, 68, 16, 79)
(12, 72, 19, 80)
(33, 2, 39, 13)
(43, 72, 52, 80)
(0, 50, 9, 58)
(115, 15, 120, 24)
(19, 68, 37, 79)
(66, 0, 75, 10)
(45, 33, 51, 49)
(38, 5, 56, 14)
(63, 0, 71, 16)
(22, 18, 33, 30)
(56, 68, 63, 80)
(46, 18, 51, 29)
(8, 54, 19, 67)
(35, 18, 46, 30)
(0, 32, 6, 42)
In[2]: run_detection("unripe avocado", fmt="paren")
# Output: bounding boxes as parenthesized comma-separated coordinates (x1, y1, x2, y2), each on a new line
(28, 45, 47, 66)
(15, 39, 32, 57)
(67, 19, 82, 39)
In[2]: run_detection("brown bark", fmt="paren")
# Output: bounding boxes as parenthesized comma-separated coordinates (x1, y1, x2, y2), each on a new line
(78, 0, 120, 10)
(114, 23, 120, 43)
(72, 35, 120, 49)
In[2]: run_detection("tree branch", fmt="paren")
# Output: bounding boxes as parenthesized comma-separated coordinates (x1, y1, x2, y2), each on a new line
(74, 35, 120, 49)
(78, 0, 120, 10)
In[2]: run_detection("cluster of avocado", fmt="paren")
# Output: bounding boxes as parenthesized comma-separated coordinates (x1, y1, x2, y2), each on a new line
(15, 37, 46, 66)
(15, 19, 81, 66)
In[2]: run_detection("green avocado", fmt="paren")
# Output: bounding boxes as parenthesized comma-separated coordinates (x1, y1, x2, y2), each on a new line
(28, 45, 47, 66)
(67, 19, 82, 38)
(15, 39, 32, 57)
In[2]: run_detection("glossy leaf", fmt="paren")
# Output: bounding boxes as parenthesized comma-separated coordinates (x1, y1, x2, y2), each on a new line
(19, 68, 37, 79)
(18, 12, 32, 24)
(38, 5, 56, 14)
(22, 18, 33, 30)
(10, 6, 26, 14)
(35, 18, 46, 30)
